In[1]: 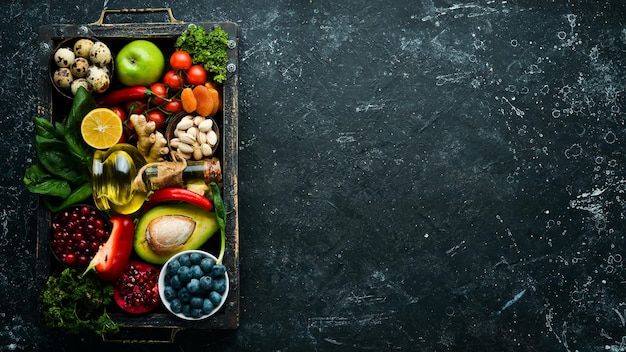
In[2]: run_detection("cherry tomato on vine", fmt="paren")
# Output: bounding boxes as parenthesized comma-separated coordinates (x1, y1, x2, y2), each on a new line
(170, 50, 192, 71)
(110, 106, 128, 143)
(163, 99, 183, 113)
(185, 65, 207, 86)
(110, 106, 126, 122)
(150, 83, 168, 105)
(146, 110, 166, 131)
(125, 99, 147, 115)
(164, 70, 184, 90)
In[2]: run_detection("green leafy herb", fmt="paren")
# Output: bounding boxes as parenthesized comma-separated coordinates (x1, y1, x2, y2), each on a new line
(23, 87, 95, 212)
(175, 24, 230, 83)
(23, 164, 71, 197)
(64, 87, 96, 164)
(42, 182, 92, 213)
(42, 268, 119, 335)
(210, 182, 226, 264)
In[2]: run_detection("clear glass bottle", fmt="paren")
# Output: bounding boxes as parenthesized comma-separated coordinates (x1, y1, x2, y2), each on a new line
(141, 157, 222, 191)
(92, 144, 147, 215)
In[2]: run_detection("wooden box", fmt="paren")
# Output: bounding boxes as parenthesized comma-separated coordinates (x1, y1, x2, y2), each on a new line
(35, 8, 239, 342)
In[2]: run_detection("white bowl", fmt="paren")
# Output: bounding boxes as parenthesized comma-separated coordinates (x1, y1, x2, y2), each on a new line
(158, 250, 229, 320)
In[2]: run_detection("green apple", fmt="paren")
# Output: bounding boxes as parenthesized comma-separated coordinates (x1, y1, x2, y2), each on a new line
(115, 40, 165, 86)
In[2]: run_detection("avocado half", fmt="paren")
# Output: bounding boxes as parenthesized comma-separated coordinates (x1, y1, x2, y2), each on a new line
(134, 203, 219, 264)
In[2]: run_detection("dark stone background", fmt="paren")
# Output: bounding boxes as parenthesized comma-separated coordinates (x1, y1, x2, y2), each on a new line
(2, 0, 626, 351)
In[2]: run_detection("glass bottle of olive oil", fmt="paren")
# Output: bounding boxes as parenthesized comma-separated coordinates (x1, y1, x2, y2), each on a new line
(92, 144, 147, 215)
(141, 157, 222, 190)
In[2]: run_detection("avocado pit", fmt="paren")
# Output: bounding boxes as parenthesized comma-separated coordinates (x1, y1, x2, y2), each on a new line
(146, 215, 196, 254)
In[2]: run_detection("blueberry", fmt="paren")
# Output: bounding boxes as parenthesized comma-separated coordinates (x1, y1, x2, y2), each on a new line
(190, 264, 204, 279)
(191, 308, 203, 318)
(190, 296, 203, 309)
(164, 272, 172, 282)
(189, 252, 204, 265)
(213, 278, 227, 293)
(163, 285, 177, 301)
(169, 298, 182, 313)
(178, 266, 192, 283)
(200, 257, 215, 273)
(178, 253, 191, 267)
(187, 278, 200, 293)
(202, 298, 215, 314)
(209, 291, 222, 306)
(199, 276, 213, 291)
(211, 264, 226, 278)
(178, 287, 191, 302)
(170, 275, 183, 290)
(182, 304, 191, 317)
(167, 259, 181, 275)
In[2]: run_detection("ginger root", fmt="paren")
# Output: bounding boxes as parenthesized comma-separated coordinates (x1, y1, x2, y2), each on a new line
(130, 113, 169, 163)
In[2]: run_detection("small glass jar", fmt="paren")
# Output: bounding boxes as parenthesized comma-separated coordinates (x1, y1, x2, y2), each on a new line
(141, 157, 222, 190)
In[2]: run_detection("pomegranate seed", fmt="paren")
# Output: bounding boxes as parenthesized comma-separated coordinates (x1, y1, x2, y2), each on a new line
(64, 254, 76, 265)
(50, 205, 110, 268)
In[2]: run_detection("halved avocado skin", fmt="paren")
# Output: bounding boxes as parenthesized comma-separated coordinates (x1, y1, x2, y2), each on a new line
(134, 203, 219, 264)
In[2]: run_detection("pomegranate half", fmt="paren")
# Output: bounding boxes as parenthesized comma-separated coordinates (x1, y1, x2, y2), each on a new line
(113, 261, 161, 314)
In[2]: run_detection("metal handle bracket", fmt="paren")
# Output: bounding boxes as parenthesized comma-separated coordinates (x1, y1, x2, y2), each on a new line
(93, 8, 182, 25)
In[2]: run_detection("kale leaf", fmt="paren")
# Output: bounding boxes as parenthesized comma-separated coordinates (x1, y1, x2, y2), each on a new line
(42, 268, 119, 335)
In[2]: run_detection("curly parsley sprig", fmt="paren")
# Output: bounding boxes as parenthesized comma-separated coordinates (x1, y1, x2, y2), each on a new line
(42, 268, 119, 335)
(175, 24, 230, 83)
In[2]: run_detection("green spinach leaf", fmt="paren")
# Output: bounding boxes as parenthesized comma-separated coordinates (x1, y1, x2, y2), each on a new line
(34, 116, 64, 141)
(23, 164, 71, 197)
(24, 88, 96, 212)
(43, 182, 92, 213)
(64, 87, 96, 166)
(35, 135, 88, 185)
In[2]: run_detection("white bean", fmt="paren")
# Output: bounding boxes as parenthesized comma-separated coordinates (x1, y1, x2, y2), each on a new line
(198, 118, 213, 132)
(177, 142, 194, 154)
(193, 115, 205, 126)
(169, 137, 180, 148)
(187, 126, 198, 139)
(198, 131, 207, 144)
(178, 151, 192, 160)
(207, 130, 218, 146)
(178, 132, 196, 145)
(201, 143, 213, 156)
(176, 118, 194, 131)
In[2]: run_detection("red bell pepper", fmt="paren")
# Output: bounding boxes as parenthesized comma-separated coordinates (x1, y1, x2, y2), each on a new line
(96, 86, 168, 107)
(143, 188, 214, 213)
(82, 215, 135, 281)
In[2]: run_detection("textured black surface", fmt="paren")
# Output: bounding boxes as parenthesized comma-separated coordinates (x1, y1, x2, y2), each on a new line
(2, 1, 626, 351)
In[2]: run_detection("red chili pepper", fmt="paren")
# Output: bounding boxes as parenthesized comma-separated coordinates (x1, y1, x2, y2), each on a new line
(144, 188, 214, 213)
(82, 215, 135, 281)
(96, 86, 166, 107)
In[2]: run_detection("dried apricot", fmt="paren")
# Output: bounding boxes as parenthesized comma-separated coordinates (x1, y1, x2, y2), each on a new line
(192, 85, 214, 117)
(181, 87, 197, 113)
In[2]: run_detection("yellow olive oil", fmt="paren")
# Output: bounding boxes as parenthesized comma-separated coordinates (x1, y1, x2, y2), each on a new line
(92, 144, 147, 215)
